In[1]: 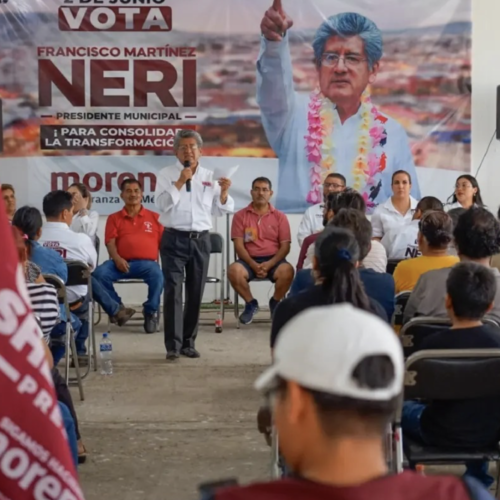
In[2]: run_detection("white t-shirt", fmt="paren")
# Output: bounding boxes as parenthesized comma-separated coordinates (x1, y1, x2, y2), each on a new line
(39, 222, 97, 302)
(381, 219, 421, 260)
(297, 203, 324, 247)
(362, 240, 388, 273)
(371, 196, 418, 239)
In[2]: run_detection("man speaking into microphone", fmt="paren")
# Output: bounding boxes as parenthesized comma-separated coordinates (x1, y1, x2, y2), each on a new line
(155, 130, 234, 362)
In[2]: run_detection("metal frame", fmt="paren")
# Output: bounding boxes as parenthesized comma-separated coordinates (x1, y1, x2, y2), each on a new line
(390, 348, 500, 490)
(43, 273, 86, 401)
(199, 232, 226, 330)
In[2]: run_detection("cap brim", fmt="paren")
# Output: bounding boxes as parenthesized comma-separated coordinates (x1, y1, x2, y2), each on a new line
(254, 364, 280, 393)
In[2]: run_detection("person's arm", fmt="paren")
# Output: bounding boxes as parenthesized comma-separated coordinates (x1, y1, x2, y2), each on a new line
(233, 238, 258, 271)
(155, 167, 191, 213)
(104, 215, 129, 272)
(83, 236, 98, 270)
(77, 210, 99, 238)
(297, 209, 314, 247)
(213, 178, 235, 215)
(256, 0, 296, 155)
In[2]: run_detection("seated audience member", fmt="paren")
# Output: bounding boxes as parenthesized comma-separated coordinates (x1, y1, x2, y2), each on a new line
(271, 226, 387, 350)
(404, 207, 500, 324)
(296, 173, 346, 246)
(2, 183, 16, 222)
(92, 179, 163, 333)
(291, 209, 395, 321)
(39, 190, 97, 358)
(371, 170, 418, 241)
(402, 262, 500, 487)
(12, 205, 68, 282)
(381, 196, 444, 260)
(394, 211, 458, 293)
(68, 183, 99, 243)
(13, 227, 83, 465)
(446, 174, 484, 211)
(229, 177, 294, 324)
(208, 306, 492, 500)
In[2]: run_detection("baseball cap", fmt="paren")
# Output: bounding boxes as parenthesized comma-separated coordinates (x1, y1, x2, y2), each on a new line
(255, 304, 403, 401)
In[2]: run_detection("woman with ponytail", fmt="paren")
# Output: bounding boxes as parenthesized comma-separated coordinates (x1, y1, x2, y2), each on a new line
(270, 226, 388, 349)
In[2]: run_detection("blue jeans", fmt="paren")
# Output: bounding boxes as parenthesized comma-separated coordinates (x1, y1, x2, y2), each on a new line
(72, 296, 90, 356)
(50, 311, 82, 364)
(59, 402, 78, 468)
(93, 259, 164, 316)
(402, 400, 494, 488)
(289, 269, 315, 297)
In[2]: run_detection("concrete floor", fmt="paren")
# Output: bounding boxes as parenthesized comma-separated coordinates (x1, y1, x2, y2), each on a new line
(75, 312, 272, 500)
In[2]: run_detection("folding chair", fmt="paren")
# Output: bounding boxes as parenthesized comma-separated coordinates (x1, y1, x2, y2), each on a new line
(66, 259, 98, 376)
(199, 232, 226, 332)
(43, 273, 85, 401)
(387, 259, 402, 275)
(393, 348, 500, 497)
(393, 291, 411, 333)
(400, 317, 452, 358)
(93, 235, 102, 326)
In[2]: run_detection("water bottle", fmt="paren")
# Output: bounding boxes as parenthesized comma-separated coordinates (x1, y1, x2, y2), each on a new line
(215, 312, 223, 333)
(100, 332, 113, 376)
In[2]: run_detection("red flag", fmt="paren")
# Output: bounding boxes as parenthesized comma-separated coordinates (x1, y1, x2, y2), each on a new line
(0, 196, 84, 499)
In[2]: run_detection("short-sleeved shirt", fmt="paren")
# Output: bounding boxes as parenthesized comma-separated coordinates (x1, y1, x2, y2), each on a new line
(105, 206, 163, 262)
(371, 196, 418, 239)
(381, 219, 421, 260)
(231, 203, 291, 258)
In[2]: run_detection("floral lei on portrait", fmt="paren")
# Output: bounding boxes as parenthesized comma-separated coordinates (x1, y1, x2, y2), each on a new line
(304, 89, 388, 208)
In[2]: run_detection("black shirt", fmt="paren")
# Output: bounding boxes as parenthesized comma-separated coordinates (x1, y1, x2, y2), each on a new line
(420, 324, 500, 448)
(270, 285, 388, 348)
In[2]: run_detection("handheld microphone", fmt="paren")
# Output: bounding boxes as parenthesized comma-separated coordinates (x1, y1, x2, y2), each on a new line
(183, 160, 191, 193)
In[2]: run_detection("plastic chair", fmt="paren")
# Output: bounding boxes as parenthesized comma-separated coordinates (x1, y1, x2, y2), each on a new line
(199, 232, 226, 332)
(387, 259, 402, 275)
(400, 317, 452, 358)
(393, 291, 411, 333)
(392, 348, 500, 497)
(43, 273, 85, 401)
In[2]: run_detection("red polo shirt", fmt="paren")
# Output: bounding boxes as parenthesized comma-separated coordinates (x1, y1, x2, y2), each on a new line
(105, 206, 163, 261)
(231, 203, 291, 257)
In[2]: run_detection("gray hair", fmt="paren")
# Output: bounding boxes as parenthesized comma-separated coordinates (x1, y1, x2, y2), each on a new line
(173, 129, 203, 151)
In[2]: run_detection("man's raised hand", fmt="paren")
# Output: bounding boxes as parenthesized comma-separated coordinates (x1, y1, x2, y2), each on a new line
(260, 0, 293, 42)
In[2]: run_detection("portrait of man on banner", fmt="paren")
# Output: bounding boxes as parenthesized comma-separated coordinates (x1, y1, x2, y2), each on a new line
(257, 1, 421, 213)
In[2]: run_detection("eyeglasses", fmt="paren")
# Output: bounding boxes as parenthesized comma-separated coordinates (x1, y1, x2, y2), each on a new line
(324, 182, 344, 189)
(178, 145, 198, 152)
(253, 188, 270, 193)
(455, 183, 473, 189)
(321, 53, 366, 68)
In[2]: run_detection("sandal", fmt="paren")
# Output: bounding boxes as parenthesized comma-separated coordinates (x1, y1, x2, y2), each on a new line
(77, 440, 87, 464)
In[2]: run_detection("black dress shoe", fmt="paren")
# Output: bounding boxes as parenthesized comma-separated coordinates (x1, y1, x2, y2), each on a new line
(143, 312, 158, 334)
(180, 347, 200, 358)
(166, 352, 180, 362)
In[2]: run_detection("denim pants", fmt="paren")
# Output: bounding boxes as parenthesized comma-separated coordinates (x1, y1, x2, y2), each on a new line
(59, 401, 78, 468)
(50, 311, 82, 364)
(93, 259, 164, 316)
(72, 295, 90, 356)
(402, 400, 494, 488)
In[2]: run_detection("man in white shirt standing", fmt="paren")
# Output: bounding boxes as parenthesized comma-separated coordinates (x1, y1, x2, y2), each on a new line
(155, 130, 234, 361)
(297, 173, 346, 246)
(39, 190, 97, 357)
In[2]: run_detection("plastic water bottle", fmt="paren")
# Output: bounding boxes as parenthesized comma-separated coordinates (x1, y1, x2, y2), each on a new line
(215, 312, 223, 333)
(100, 332, 113, 376)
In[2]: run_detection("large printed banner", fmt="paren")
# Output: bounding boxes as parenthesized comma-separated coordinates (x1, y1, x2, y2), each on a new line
(0, 0, 471, 214)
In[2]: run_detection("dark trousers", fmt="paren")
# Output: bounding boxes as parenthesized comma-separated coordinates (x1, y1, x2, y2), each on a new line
(160, 229, 211, 353)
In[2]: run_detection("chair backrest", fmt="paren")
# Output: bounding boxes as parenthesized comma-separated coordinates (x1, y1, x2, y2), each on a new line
(94, 235, 101, 264)
(405, 349, 500, 400)
(43, 273, 67, 304)
(393, 291, 411, 328)
(387, 259, 402, 275)
(210, 232, 224, 254)
(65, 260, 91, 287)
(400, 317, 451, 358)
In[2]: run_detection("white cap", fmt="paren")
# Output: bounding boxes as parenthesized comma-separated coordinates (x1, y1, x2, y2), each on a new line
(255, 304, 403, 401)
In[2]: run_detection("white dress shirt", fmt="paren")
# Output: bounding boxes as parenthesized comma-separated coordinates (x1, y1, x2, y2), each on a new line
(71, 210, 99, 243)
(381, 219, 421, 260)
(297, 203, 324, 246)
(39, 222, 97, 302)
(155, 161, 234, 231)
(371, 196, 418, 239)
